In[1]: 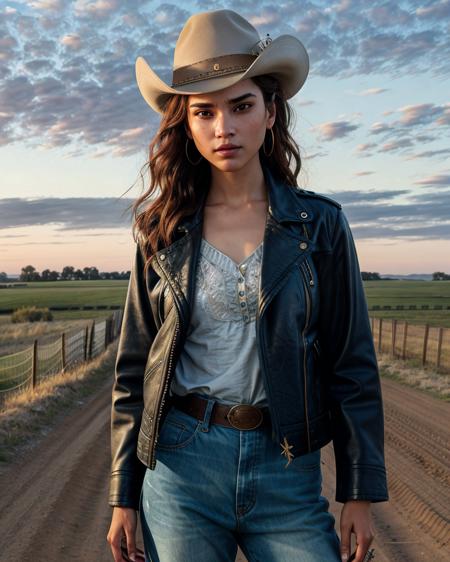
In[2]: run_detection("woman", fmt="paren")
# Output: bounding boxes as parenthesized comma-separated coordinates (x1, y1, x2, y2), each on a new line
(107, 9, 388, 562)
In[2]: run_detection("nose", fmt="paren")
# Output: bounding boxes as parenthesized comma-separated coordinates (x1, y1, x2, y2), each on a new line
(214, 111, 235, 138)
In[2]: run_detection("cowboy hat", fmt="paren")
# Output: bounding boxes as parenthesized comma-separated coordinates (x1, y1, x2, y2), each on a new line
(135, 9, 309, 114)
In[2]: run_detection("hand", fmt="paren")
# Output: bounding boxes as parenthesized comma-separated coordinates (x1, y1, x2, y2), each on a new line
(339, 500, 374, 562)
(107, 506, 138, 562)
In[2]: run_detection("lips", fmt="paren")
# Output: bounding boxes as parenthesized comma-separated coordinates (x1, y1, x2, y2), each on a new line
(215, 144, 240, 151)
(215, 144, 241, 156)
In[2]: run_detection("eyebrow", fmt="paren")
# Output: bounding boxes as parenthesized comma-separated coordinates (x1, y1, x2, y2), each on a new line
(189, 92, 257, 108)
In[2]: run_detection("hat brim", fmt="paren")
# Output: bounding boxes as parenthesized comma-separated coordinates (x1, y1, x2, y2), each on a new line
(136, 35, 309, 114)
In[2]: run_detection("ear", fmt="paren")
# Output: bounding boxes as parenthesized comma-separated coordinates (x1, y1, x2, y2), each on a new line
(183, 117, 192, 140)
(266, 98, 276, 128)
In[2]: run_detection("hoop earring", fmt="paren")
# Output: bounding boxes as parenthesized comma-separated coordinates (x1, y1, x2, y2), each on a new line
(185, 138, 203, 165)
(263, 127, 275, 157)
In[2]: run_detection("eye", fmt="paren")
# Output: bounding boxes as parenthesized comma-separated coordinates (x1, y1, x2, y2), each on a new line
(194, 110, 212, 118)
(235, 103, 252, 112)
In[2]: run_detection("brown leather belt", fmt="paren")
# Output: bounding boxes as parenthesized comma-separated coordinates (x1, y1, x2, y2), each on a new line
(169, 393, 272, 430)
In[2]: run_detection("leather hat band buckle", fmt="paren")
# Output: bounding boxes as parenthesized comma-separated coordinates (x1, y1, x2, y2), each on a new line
(226, 404, 264, 430)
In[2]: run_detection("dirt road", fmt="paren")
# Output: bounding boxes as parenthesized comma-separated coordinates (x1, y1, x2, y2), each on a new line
(0, 376, 448, 561)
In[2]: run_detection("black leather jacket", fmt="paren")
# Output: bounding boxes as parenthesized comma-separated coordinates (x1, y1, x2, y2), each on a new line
(109, 166, 389, 509)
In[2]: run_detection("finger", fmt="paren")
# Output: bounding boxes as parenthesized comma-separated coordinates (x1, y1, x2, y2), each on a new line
(108, 535, 125, 562)
(125, 528, 137, 562)
(353, 533, 374, 562)
(107, 527, 124, 562)
(340, 520, 352, 561)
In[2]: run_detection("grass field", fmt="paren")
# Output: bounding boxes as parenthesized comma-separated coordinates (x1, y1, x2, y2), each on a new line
(0, 280, 127, 310)
(0, 279, 449, 328)
(364, 280, 450, 327)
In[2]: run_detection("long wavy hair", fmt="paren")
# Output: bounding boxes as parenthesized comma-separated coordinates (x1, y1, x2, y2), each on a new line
(131, 74, 303, 278)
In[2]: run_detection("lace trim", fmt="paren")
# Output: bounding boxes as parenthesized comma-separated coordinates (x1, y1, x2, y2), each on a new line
(195, 238, 263, 323)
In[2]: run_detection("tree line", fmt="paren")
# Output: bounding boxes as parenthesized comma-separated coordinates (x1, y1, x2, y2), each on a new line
(1, 268, 448, 283)
(0, 265, 131, 282)
(359, 271, 449, 281)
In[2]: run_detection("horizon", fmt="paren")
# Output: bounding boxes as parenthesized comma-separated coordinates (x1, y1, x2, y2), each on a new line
(1, 1, 449, 275)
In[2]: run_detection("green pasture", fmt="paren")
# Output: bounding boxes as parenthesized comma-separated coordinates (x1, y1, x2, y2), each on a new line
(364, 280, 450, 328)
(364, 279, 450, 305)
(0, 280, 128, 310)
(0, 279, 449, 327)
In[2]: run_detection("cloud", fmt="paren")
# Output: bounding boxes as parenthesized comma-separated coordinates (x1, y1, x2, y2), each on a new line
(73, 0, 119, 19)
(379, 137, 414, 152)
(397, 103, 448, 126)
(0, 0, 449, 158)
(354, 142, 377, 156)
(312, 119, 360, 140)
(405, 148, 450, 161)
(312, 186, 450, 240)
(0, 197, 136, 230)
(60, 33, 82, 49)
(327, 189, 410, 205)
(354, 102, 450, 158)
(413, 173, 450, 187)
(28, 0, 63, 10)
(2, 190, 449, 241)
(416, 1, 450, 19)
(357, 87, 389, 96)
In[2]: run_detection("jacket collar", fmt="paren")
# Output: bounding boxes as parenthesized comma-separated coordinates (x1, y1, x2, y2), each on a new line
(152, 162, 316, 328)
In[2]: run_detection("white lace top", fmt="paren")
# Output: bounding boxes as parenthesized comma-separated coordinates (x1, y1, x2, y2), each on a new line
(169, 237, 269, 406)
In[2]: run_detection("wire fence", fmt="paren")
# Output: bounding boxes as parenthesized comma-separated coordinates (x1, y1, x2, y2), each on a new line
(0, 309, 123, 407)
(370, 316, 450, 372)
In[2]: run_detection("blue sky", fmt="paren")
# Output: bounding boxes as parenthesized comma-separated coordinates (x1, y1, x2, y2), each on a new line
(0, 0, 449, 275)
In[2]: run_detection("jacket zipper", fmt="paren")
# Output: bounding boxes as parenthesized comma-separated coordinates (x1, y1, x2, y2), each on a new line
(157, 284, 165, 326)
(148, 256, 182, 470)
(299, 260, 313, 452)
(150, 315, 180, 469)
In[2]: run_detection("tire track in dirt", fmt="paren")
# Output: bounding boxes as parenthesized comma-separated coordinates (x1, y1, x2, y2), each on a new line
(1, 371, 449, 561)
(0, 376, 121, 561)
(323, 377, 450, 562)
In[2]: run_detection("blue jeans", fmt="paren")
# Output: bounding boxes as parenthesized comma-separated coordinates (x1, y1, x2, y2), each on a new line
(139, 394, 341, 562)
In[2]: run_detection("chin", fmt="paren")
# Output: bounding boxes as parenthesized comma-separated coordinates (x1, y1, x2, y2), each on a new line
(211, 156, 252, 173)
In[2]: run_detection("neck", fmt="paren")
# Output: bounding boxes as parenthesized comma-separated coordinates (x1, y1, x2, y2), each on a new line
(207, 155, 267, 208)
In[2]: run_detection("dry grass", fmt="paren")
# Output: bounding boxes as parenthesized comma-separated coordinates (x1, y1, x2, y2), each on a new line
(0, 317, 91, 356)
(0, 340, 117, 464)
(377, 351, 450, 401)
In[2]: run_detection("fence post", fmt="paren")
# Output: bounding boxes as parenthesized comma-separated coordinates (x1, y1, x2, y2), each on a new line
(88, 320, 95, 359)
(422, 323, 429, 366)
(392, 319, 397, 358)
(104, 317, 110, 349)
(402, 321, 408, 360)
(436, 327, 443, 369)
(61, 332, 66, 373)
(32, 339, 38, 389)
(84, 325, 89, 361)
(378, 318, 383, 353)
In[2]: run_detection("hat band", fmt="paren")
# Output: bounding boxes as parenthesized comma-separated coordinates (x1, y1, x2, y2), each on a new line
(172, 53, 257, 87)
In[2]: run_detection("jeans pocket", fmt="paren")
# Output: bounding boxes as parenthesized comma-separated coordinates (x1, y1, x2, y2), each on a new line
(156, 406, 202, 450)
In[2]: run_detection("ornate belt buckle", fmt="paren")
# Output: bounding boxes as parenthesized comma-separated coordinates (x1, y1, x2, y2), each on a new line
(226, 404, 263, 430)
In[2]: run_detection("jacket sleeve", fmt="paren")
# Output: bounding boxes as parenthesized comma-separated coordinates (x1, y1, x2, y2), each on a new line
(109, 240, 157, 509)
(318, 207, 389, 503)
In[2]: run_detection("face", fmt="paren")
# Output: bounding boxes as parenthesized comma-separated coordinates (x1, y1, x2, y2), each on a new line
(185, 78, 275, 172)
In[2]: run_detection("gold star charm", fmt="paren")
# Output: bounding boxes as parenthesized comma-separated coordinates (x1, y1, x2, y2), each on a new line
(280, 436, 294, 467)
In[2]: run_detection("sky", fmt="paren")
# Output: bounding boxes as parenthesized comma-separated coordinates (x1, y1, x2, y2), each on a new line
(0, 0, 449, 276)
